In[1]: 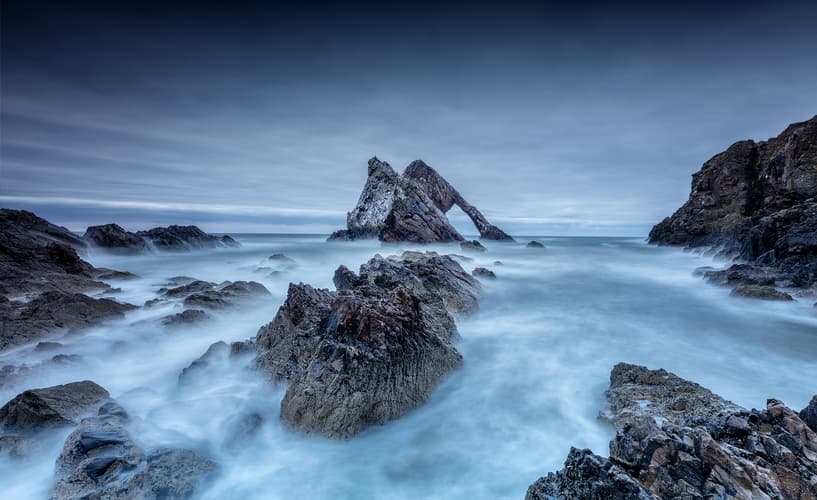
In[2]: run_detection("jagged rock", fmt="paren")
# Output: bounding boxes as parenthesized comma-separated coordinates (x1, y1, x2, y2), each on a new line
(329, 157, 512, 243)
(801, 395, 817, 432)
(183, 281, 270, 310)
(460, 240, 486, 252)
(161, 309, 210, 327)
(254, 251, 479, 438)
(0, 292, 136, 351)
(526, 447, 654, 500)
(526, 240, 545, 248)
(472, 267, 496, 279)
(650, 115, 817, 288)
(51, 402, 217, 499)
(160, 280, 216, 297)
(136, 224, 240, 251)
(83, 224, 149, 253)
(602, 363, 743, 430)
(403, 160, 514, 241)
(0, 209, 108, 296)
(0, 380, 109, 432)
(178, 341, 229, 385)
(530, 364, 817, 499)
(729, 284, 794, 301)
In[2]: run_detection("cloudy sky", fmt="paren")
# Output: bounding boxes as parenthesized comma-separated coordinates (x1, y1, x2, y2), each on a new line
(2, 1, 816, 236)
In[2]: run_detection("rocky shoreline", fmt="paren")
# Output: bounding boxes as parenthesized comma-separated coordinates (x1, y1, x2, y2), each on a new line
(526, 363, 817, 499)
(650, 115, 817, 303)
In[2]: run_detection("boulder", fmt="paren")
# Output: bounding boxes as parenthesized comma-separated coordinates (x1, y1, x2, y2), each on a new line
(650, 115, 817, 288)
(529, 364, 817, 499)
(0, 380, 109, 432)
(472, 267, 496, 279)
(460, 240, 486, 252)
(51, 402, 217, 499)
(729, 284, 794, 301)
(182, 281, 270, 310)
(526, 240, 545, 248)
(328, 157, 512, 243)
(83, 224, 149, 253)
(0, 292, 136, 351)
(254, 251, 480, 438)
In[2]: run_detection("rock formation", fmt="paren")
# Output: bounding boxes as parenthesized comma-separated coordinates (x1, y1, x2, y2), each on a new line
(328, 157, 513, 243)
(50, 401, 217, 499)
(252, 251, 480, 438)
(84, 223, 240, 253)
(0, 209, 136, 351)
(526, 363, 817, 499)
(0, 380, 110, 432)
(650, 115, 817, 290)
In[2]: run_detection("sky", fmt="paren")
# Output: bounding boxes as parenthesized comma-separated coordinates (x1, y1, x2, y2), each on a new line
(1, 1, 816, 236)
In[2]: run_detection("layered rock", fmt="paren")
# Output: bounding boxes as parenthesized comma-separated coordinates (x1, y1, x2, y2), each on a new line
(527, 363, 817, 499)
(329, 157, 513, 243)
(84, 223, 240, 252)
(50, 401, 217, 499)
(253, 251, 480, 438)
(650, 115, 817, 289)
(0, 210, 137, 351)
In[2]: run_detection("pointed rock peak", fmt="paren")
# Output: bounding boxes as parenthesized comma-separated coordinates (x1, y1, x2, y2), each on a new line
(367, 156, 396, 177)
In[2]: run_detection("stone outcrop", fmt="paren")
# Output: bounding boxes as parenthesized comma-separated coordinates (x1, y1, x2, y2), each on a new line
(403, 160, 514, 241)
(253, 251, 480, 438)
(650, 115, 817, 290)
(328, 157, 513, 243)
(84, 223, 240, 252)
(0, 380, 110, 432)
(50, 401, 217, 499)
(527, 363, 817, 499)
(0, 292, 136, 351)
(472, 267, 496, 279)
(729, 284, 794, 301)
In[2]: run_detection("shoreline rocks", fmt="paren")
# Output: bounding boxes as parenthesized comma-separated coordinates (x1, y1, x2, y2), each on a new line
(252, 251, 480, 438)
(84, 223, 241, 253)
(328, 157, 513, 243)
(527, 363, 817, 499)
(649, 115, 817, 294)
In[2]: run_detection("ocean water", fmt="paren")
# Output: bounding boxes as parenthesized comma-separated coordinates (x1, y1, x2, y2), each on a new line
(2, 235, 816, 499)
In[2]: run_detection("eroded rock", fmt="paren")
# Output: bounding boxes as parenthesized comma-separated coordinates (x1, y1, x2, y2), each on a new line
(0, 380, 110, 432)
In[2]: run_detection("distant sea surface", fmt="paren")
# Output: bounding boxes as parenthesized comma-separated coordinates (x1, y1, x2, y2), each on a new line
(2, 234, 816, 499)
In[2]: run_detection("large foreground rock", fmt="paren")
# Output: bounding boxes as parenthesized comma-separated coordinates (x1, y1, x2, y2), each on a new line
(51, 402, 218, 499)
(328, 157, 512, 242)
(527, 363, 817, 499)
(650, 115, 817, 289)
(253, 251, 480, 438)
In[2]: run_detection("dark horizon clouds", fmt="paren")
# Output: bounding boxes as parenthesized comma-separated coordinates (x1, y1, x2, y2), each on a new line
(2, 1, 816, 235)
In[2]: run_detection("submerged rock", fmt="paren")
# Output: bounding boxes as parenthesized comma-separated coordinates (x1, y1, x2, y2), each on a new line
(0, 380, 110, 432)
(649, 115, 817, 289)
(161, 309, 211, 327)
(460, 240, 486, 252)
(528, 364, 817, 499)
(328, 157, 512, 243)
(472, 267, 496, 279)
(254, 251, 480, 438)
(729, 284, 794, 301)
(183, 281, 270, 310)
(526, 240, 545, 248)
(51, 402, 218, 499)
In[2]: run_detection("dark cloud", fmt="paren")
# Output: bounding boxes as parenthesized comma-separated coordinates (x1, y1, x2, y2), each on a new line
(2, 1, 816, 235)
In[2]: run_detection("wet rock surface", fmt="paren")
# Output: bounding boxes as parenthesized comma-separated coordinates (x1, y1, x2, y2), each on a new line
(51, 401, 218, 499)
(0, 380, 110, 432)
(183, 280, 270, 310)
(83, 224, 149, 253)
(650, 115, 817, 290)
(528, 363, 817, 499)
(729, 284, 794, 301)
(329, 157, 512, 243)
(253, 251, 480, 438)
(0, 292, 136, 351)
(161, 309, 211, 327)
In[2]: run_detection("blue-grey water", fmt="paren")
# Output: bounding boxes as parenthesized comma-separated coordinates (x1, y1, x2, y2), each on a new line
(2, 235, 816, 499)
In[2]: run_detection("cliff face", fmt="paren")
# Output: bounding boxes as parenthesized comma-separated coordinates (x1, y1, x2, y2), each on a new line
(329, 157, 513, 243)
(650, 115, 817, 286)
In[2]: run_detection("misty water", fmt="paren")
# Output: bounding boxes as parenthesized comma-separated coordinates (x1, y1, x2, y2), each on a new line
(2, 235, 816, 499)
